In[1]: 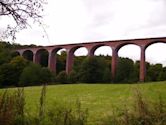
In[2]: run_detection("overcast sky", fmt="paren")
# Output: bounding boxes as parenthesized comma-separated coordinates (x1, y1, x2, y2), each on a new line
(1, 0, 166, 65)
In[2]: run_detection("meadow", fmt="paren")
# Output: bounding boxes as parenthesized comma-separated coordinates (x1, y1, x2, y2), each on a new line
(0, 81, 166, 124)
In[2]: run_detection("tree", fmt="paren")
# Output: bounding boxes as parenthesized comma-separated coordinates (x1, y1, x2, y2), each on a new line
(0, 63, 16, 86)
(0, 0, 46, 40)
(115, 58, 136, 83)
(157, 67, 166, 81)
(68, 70, 78, 83)
(79, 57, 108, 83)
(56, 71, 68, 84)
(0, 43, 12, 65)
(146, 64, 163, 81)
(19, 63, 50, 86)
(0, 56, 28, 87)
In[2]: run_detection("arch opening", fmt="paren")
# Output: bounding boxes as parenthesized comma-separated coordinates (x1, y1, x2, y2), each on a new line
(36, 49, 49, 67)
(56, 49, 67, 74)
(117, 44, 140, 82)
(73, 47, 88, 72)
(94, 46, 112, 82)
(146, 42, 166, 81)
(94, 46, 112, 56)
(94, 46, 112, 70)
(22, 50, 33, 61)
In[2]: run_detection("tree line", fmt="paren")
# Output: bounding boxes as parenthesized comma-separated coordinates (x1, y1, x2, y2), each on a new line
(0, 41, 166, 87)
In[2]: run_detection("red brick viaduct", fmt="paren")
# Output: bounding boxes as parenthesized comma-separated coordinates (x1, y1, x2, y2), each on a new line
(15, 37, 166, 82)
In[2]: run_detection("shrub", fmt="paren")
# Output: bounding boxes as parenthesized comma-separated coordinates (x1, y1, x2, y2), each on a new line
(19, 63, 53, 86)
(68, 70, 78, 83)
(56, 71, 68, 84)
(79, 57, 107, 83)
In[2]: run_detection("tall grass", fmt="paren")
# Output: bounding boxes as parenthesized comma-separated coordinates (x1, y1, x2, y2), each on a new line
(0, 85, 88, 125)
(0, 86, 165, 125)
(100, 89, 166, 125)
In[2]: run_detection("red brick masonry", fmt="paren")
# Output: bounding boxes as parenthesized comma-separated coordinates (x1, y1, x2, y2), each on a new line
(15, 37, 166, 82)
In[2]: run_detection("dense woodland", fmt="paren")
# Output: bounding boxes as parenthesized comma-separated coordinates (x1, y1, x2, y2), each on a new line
(0, 41, 166, 87)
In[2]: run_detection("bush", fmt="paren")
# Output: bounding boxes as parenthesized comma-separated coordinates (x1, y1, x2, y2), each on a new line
(56, 71, 68, 84)
(68, 70, 78, 83)
(79, 57, 108, 83)
(19, 63, 53, 86)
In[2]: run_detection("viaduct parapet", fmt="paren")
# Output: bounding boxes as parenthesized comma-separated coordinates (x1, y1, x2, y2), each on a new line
(15, 37, 166, 82)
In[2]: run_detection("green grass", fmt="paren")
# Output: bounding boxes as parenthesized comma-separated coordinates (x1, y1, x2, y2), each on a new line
(1, 81, 166, 124)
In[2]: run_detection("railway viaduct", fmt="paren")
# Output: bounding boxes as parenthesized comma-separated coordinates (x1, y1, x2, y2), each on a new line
(15, 37, 166, 82)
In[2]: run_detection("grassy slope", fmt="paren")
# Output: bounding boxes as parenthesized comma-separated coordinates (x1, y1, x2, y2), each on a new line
(1, 81, 166, 124)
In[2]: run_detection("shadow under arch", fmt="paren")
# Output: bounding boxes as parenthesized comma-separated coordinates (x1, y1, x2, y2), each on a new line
(50, 47, 67, 74)
(22, 50, 33, 61)
(35, 48, 49, 67)
(72, 46, 88, 73)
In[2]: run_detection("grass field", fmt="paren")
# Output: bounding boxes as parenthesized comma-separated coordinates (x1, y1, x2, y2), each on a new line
(1, 81, 166, 124)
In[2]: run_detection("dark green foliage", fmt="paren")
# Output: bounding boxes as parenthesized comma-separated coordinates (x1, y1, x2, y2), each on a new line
(19, 63, 42, 86)
(39, 50, 49, 67)
(56, 51, 67, 74)
(103, 68, 111, 83)
(19, 63, 52, 86)
(79, 57, 108, 83)
(158, 67, 166, 81)
(146, 64, 163, 81)
(73, 56, 86, 72)
(0, 63, 24, 86)
(1, 41, 166, 86)
(68, 70, 78, 83)
(56, 71, 68, 84)
(0, 43, 12, 65)
(40, 67, 54, 83)
(115, 58, 136, 83)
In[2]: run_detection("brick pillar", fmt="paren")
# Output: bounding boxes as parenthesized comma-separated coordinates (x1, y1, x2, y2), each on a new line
(111, 47, 118, 81)
(66, 49, 74, 74)
(48, 52, 56, 73)
(139, 46, 146, 82)
(88, 48, 94, 57)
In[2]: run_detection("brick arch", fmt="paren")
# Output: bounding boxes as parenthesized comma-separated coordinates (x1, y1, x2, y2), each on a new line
(88, 43, 109, 56)
(22, 50, 33, 61)
(66, 45, 88, 74)
(115, 42, 140, 52)
(48, 47, 67, 73)
(15, 37, 166, 82)
(144, 40, 166, 50)
(68, 45, 88, 53)
(51, 47, 66, 54)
